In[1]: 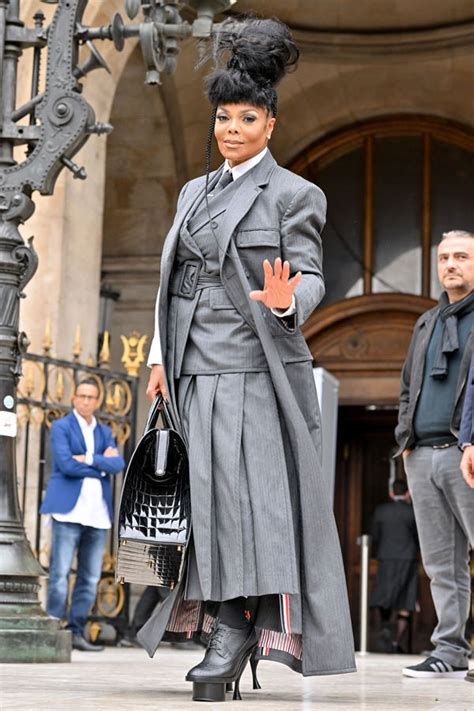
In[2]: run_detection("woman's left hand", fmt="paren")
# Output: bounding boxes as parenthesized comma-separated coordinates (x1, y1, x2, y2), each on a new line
(249, 258, 301, 310)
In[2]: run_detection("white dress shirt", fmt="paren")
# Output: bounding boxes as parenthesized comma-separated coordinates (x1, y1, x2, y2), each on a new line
(147, 146, 296, 366)
(52, 410, 111, 529)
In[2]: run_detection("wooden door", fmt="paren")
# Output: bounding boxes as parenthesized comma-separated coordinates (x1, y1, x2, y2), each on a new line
(334, 406, 436, 653)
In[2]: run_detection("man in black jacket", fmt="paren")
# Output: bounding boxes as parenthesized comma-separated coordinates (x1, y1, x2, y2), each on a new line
(395, 230, 474, 679)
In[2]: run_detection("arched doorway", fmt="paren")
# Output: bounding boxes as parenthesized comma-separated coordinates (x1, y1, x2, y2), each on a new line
(290, 116, 474, 650)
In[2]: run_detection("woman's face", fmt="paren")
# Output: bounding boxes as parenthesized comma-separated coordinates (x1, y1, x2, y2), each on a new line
(214, 103, 276, 167)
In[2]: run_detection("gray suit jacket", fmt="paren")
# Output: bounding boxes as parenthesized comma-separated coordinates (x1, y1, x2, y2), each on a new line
(158, 150, 326, 378)
(140, 151, 356, 676)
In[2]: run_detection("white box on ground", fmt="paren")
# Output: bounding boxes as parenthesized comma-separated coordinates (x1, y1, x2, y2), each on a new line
(313, 367, 339, 507)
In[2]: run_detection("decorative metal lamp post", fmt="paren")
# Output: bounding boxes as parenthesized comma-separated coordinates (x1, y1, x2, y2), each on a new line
(0, 0, 237, 663)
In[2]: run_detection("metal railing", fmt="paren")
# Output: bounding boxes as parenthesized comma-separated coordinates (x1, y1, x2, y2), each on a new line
(16, 326, 146, 641)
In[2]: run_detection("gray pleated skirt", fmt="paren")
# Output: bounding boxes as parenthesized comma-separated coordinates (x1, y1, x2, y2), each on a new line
(178, 372, 299, 602)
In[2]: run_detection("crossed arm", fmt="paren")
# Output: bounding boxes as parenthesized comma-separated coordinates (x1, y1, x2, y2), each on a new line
(51, 425, 125, 479)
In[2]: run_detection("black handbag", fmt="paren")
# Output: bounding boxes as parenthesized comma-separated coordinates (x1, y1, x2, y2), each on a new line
(115, 394, 190, 589)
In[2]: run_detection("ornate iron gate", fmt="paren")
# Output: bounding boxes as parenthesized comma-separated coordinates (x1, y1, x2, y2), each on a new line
(16, 326, 147, 642)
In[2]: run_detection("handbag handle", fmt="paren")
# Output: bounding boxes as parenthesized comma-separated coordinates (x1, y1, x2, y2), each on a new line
(144, 394, 178, 434)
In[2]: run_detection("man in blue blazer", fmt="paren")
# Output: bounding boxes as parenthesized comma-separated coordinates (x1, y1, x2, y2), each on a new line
(41, 378, 124, 651)
(460, 353, 474, 490)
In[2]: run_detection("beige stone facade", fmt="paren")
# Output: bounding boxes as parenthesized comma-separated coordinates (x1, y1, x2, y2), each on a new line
(14, 4, 474, 632)
(18, 0, 474, 394)
(101, 4, 474, 415)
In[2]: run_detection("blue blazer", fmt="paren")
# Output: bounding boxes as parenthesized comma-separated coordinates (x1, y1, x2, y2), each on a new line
(459, 353, 474, 446)
(40, 412, 125, 521)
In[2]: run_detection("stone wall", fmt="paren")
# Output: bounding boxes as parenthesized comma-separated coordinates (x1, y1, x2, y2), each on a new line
(16, 0, 474, 471)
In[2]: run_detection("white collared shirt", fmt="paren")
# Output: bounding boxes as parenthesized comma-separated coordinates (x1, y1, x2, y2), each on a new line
(223, 146, 268, 181)
(52, 410, 111, 529)
(147, 146, 295, 366)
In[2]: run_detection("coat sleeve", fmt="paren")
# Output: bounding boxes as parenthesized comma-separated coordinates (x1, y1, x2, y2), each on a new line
(91, 427, 125, 475)
(51, 422, 102, 480)
(279, 182, 326, 328)
(394, 321, 419, 448)
(459, 354, 474, 445)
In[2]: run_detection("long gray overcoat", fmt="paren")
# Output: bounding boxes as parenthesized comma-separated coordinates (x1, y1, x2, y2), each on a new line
(138, 151, 356, 676)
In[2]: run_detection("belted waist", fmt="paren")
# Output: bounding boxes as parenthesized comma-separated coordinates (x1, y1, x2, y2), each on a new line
(169, 261, 222, 299)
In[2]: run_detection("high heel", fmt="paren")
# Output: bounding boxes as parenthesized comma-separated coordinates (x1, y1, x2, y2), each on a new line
(186, 621, 258, 702)
(232, 648, 253, 701)
(232, 668, 243, 701)
(250, 653, 262, 690)
(191, 653, 250, 702)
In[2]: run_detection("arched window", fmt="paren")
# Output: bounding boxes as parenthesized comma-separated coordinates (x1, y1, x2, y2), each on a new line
(291, 117, 474, 306)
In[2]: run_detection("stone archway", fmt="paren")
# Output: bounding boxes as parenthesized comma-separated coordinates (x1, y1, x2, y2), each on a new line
(292, 114, 474, 403)
(303, 294, 435, 404)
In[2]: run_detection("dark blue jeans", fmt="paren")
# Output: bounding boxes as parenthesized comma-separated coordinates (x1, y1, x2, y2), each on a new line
(47, 520, 107, 634)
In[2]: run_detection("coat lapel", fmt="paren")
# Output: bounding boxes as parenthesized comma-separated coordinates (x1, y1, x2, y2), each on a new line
(218, 151, 277, 269)
(217, 152, 277, 329)
(159, 152, 276, 373)
(69, 412, 87, 452)
(160, 184, 205, 281)
(93, 423, 103, 454)
(188, 200, 227, 236)
(158, 172, 219, 360)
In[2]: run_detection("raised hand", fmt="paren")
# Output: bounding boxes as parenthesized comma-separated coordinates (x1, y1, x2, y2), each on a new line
(249, 258, 301, 310)
(460, 445, 474, 488)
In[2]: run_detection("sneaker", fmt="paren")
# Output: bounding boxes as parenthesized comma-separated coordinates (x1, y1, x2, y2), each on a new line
(402, 656, 468, 678)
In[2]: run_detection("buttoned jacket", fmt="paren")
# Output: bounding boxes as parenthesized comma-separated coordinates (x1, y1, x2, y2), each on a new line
(140, 151, 357, 676)
(40, 412, 125, 520)
(157, 150, 326, 391)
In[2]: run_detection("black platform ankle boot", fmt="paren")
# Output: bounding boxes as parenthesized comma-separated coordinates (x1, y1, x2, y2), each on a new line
(186, 620, 258, 702)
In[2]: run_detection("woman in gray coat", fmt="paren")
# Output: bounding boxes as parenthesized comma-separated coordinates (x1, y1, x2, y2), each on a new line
(144, 17, 355, 702)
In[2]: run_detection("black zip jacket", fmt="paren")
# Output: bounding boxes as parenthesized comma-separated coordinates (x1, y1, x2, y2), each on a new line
(394, 302, 474, 456)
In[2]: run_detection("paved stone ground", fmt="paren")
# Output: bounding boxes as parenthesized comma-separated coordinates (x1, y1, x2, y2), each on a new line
(0, 646, 472, 710)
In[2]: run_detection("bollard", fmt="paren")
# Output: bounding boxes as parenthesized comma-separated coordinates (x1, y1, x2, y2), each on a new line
(357, 534, 371, 655)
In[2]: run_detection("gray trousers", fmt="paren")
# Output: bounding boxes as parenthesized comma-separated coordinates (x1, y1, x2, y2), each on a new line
(404, 445, 474, 666)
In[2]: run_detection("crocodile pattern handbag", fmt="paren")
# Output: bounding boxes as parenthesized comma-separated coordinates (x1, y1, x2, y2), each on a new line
(116, 395, 190, 589)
